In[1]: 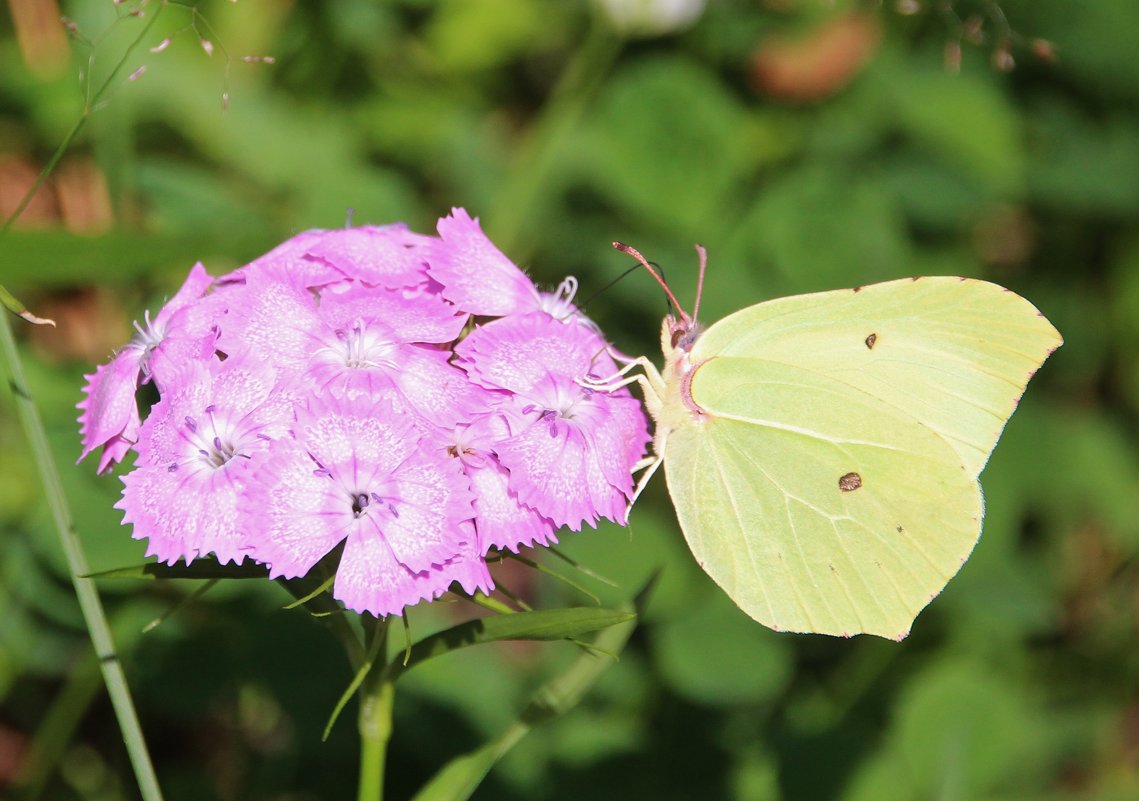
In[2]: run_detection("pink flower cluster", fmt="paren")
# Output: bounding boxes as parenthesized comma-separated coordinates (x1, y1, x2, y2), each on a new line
(78, 209, 650, 617)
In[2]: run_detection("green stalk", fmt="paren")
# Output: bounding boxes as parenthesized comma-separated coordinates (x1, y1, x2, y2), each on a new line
(0, 315, 163, 799)
(357, 675, 396, 801)
(0, 7, 171, 796)
(357, 618, 394, 801)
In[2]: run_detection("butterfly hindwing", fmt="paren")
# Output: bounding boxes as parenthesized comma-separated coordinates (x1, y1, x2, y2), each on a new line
(667, 357, 980, 639)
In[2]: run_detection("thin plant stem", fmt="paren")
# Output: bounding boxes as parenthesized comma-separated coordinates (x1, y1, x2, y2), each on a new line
(357, 617, 394, 801)
(0, 314, 164, 800)
(1, 2, 164, 236)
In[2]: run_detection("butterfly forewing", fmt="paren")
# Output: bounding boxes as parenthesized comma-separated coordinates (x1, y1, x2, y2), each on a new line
(689, 277, 1062, 477)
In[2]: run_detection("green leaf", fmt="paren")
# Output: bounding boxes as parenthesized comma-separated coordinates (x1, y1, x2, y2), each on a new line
(0, 284, 55, 326)
(873, 58, 1024, 195)
(841, 659, 1050, 801)
(425, 0, 553, 73)
(585, 56, 754, 237)
(652, 590, 792, 706)
(725, 164, 913, 296)
(410, 603, 637, 801)
(385, 606, 636, 682)
(84, 560, 271, 580)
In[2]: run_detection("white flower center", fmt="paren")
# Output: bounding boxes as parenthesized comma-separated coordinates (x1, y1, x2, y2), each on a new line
(327, 319, 399, 370)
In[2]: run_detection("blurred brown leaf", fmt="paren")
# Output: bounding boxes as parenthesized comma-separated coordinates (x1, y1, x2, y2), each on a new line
(7, 0, 69, 78)
(750, 11, 882, 103)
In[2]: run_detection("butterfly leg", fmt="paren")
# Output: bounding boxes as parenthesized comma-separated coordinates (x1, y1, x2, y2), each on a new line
(580, 356, 666, 402)
(629, 452, 663, 506)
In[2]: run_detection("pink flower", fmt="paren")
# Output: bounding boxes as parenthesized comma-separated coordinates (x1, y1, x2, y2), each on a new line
(77, 262, 216, 472)
(241, 392, 490, 617)
(116, 356, 298, 564)
(455, 313, 650, 530)
(80, 208, 651, 619)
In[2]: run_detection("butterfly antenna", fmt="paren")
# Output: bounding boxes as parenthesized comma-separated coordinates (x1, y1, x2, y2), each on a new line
(578, 260, 673, 319)
(576, 262, 641, 314)
(691, 244, 708, 324)
(612, 241, 690, 322)
(650, 260, 674, 317)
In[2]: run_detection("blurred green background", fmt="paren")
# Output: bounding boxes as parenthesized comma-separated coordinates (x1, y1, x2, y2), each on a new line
(2, 0, 1137, 799)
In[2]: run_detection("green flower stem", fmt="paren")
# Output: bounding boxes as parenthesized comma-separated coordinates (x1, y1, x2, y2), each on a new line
(358, 618, 394, 801)
(0, 314, 164, 799)
(358, 674, 396, 801)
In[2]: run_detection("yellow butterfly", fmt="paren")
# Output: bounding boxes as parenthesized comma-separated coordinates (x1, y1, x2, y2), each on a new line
(596, 243, 1061, 640)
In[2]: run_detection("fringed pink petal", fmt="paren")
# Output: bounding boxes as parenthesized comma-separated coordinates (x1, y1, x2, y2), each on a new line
(216, 263, 322, 372)
(467, 456, 558, 552)
(395, 347, 502, 429)
(76, 347, 144, 469)
(147, 332, 219, 393)
(450, 520, 496, 596)
(293, 392, 421, 478)
(134, 360, 213, 466)
(426, 208, 540, 316)
(117, 463, 203, 565)
(240, 438, 352, 578)
(495, 416, 596, 531)
(95, 435, 135, 475)
(333, 520, 486, 617)
(317, 282, 467, 344)
(242, 229, 344, 288)
(306, 224, 431, 289)
(152, 262, 214, 328)
(569, 391, 650, 500)
(370, 450, 474, 574)
(454, 312, 613, 394)
(117, 461, 253, 566)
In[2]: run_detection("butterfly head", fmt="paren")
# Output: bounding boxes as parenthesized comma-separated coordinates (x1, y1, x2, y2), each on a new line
(667, 314, 702, 353)
(612, 240, 708, 357)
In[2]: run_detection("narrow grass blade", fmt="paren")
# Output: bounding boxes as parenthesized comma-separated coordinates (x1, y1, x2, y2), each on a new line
(1, 310, 164, 800)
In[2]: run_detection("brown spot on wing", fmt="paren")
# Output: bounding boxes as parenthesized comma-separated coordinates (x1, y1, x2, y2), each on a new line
(865, 332, 877, 349)
(838, 472, 862, 492)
